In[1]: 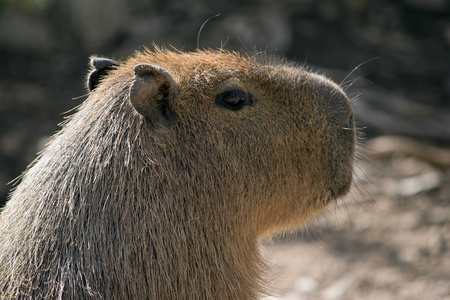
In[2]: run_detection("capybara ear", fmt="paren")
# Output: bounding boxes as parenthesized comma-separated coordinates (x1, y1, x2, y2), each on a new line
(87, 57, 120, 92)
(129, 64, 177, 120)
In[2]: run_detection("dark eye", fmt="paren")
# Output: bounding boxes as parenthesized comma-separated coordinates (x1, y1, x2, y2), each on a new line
(215, 90, 252, 111)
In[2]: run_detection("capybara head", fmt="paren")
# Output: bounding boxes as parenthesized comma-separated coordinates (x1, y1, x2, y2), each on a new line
(0, 47, 355, 299)
(101, 48, 355, 234)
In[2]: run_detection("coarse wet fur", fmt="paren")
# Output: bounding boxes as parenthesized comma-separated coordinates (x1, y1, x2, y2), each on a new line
(0, 47, 355, 299)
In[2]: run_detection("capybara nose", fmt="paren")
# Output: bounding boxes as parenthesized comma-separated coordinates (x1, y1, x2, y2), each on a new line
(323, 86, 354, 132)
(343, 106, 354, 131)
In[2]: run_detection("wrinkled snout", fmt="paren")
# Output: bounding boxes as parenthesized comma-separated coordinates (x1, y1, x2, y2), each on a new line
(322, 84, 354, 132)
(314, 81, 356, 200)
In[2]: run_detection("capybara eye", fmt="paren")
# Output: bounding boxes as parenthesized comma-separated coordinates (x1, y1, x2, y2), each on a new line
(216, 90, 247, 110)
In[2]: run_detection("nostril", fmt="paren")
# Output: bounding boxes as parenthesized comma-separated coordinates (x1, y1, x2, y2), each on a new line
(322, 86, 354, 131)
(343, 112, 354, 131)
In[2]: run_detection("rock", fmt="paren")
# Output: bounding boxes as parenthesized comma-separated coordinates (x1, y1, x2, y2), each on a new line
(397, 172, 442, 197)
(294, 276, 318, 294)
(321, 277, 354, 300)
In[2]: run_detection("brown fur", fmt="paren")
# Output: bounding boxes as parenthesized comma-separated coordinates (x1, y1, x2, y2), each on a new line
(0, 47, 355, 299)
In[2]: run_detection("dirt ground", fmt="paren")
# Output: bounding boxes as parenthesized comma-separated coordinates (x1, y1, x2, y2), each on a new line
(262, 138, 450, 300)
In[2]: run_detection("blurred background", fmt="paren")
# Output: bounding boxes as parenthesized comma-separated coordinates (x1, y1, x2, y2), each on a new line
(0, 0, 449, 299)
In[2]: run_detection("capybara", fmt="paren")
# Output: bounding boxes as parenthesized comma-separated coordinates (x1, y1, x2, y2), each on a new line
(0, 47, 355, 299)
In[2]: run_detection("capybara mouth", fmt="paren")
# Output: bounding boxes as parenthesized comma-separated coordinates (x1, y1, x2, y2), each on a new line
(328, 175, 353, 201)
